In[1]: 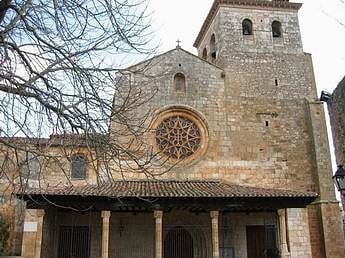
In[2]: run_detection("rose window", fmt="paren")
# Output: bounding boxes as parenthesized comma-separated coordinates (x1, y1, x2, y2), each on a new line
(155, 115, 201, 159)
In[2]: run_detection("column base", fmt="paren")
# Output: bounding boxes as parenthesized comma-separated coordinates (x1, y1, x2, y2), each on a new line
(281, 252, 291, 258)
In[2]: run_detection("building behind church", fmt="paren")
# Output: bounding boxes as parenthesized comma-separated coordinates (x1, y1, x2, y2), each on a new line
(0, 0, 344, 258)
(327, 76, 345, 230)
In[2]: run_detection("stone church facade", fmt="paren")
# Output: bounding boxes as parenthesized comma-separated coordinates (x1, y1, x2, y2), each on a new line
(9, 0, 345, 258)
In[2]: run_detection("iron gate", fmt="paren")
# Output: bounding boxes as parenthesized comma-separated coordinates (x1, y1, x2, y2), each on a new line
(57, 225, 90, 258)
(163, 225, 212, 258)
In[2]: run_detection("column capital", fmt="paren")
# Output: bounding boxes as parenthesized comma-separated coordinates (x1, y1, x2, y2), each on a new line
(36, 209, 45, 218)
(278, 209, 286, 217)
(154, 210, 163, 219)
(101, 210, 111, 219)
(210, 210, 219, 219)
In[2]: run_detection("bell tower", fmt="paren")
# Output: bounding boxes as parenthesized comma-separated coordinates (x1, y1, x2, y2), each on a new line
(193, 0, 316, 101)
(194, 0, 303, 60)
(193, 1, 345, 258)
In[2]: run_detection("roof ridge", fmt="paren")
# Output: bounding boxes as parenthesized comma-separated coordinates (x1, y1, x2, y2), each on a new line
(125, 47, 224, 71)
(103, 179, 222, 183)
(18, 180, 318, 199)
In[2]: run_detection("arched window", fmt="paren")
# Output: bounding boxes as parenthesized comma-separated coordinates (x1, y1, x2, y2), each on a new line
(71, 155, 87, 179)
(242, 19, 253, 35)
(210, 34, 216, 60)
(202, 48, 207, 60)
(174, 73, 186, 92)
(272, 21, 282, 38)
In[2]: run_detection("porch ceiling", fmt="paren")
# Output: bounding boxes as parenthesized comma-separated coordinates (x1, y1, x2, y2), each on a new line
(18, 180, 318, 211)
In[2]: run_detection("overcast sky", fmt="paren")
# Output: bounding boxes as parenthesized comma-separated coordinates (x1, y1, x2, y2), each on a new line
(148, 0, 345, 94)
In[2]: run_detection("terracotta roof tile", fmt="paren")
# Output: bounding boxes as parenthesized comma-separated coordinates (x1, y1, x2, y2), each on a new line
(20, 180, 318, 199)
(0, 133, 107, 147)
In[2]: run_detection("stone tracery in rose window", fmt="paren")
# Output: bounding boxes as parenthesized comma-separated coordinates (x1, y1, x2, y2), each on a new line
(155, 115, 201, 159)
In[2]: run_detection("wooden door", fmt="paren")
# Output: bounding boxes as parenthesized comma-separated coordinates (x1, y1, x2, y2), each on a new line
(246, 226, 265, 258)
(246, 225, 278, 258)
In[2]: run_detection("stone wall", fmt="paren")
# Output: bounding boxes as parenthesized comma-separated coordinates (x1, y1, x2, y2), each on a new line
(112, 47, 318, 193)
(0, 205, 16, 255)
(287, 208, 312, 258)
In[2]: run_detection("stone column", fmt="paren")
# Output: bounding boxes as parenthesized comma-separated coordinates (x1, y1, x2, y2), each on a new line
(210, 211, 219, 258)
(35, 209, 45, 258)
(278, 209, 291, 258)
(21, 209, 45, 258)
(101, 211, 111, 258)
(154, 210, 163, 258)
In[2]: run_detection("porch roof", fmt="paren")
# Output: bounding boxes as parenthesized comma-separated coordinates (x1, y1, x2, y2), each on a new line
(20, 180, 317, 199)
(19, 181, 318, 211)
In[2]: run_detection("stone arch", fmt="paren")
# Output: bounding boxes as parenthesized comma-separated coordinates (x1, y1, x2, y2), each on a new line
(242, 19, 253, 35)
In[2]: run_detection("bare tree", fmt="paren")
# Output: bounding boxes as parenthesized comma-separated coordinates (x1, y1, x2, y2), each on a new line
(320, 0, 345, 29)
(0, 0, 163, 197)
(0, 0, 163, 252)
(0, 0, 156, 133)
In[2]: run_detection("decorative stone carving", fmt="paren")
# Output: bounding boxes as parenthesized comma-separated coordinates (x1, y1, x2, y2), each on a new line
(150, 107, 208, 163)
(155, 115, 201, 159)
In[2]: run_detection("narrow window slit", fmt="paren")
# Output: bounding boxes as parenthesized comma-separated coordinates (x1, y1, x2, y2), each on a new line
(210, 34, 216, 61)
(202, 48, 207, 59)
